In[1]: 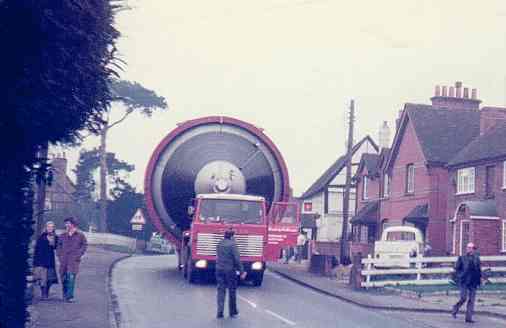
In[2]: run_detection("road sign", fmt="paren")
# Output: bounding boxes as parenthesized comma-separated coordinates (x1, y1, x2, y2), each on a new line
(131, 224, 143, 231)
(130, 209, 146, 225)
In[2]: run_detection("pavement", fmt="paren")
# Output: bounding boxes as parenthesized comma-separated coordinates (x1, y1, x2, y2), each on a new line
(267, 260, 506, 319)
(28, 246, 129, 328)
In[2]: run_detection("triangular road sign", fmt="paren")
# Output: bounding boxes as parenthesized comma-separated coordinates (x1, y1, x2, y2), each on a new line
(130, 208, 146, 225)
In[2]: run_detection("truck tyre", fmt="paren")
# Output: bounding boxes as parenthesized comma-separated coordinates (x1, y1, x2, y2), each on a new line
(252, 272, 264, 287)
(186, 260, 197, 284)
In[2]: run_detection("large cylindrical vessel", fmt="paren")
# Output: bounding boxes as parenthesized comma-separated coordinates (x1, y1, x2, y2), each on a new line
(145, 116, 290, 247)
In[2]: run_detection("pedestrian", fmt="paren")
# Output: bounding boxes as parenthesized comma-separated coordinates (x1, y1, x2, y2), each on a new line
(216, 228, 246, 319)
(56, 217, 87, 303)
(451, 242, 482, 323)
(33, 221, 59, 299)
(296, 231, 307, 263)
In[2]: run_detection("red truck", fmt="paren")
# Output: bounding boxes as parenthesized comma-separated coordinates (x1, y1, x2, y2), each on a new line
(145, 116, 300, 286)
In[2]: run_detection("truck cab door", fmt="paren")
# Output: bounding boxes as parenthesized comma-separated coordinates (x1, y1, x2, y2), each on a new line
(265, 202, 301, 262)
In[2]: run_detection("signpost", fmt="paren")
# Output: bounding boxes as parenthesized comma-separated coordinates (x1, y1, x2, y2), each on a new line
(130, 209, 146, 254)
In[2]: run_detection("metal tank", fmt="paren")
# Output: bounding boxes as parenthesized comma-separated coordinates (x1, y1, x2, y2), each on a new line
(144, 116, 290, 247)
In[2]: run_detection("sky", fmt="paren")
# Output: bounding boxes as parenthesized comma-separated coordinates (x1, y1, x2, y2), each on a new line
(58, 0, 506, 196)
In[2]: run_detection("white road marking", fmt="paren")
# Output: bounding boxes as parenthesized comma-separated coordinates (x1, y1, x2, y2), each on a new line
(238, 295, 258, 308)
(265, 309, 296, 326)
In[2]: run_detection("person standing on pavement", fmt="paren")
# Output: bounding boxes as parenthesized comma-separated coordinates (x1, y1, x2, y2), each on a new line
(296, 231, 307, 263)
(216, 228, 246, 319)
(33, 221, 59, 299)
(57, 217, 87, 303)
(451, 242, 482, 323)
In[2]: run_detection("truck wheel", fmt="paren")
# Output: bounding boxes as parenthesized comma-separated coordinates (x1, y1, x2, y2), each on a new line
(186, 261, 197, 284)
(252, 272, 264, 287)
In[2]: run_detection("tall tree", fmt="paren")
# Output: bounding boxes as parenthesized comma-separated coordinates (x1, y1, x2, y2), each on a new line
(0, 1, 120, 326)
(96, 80, 167, 232)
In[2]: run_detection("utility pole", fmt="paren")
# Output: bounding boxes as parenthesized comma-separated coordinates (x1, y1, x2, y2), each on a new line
(340, 99, 355, 264)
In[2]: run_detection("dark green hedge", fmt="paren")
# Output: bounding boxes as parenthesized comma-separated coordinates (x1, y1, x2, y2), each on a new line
(0, 1, 120, 326)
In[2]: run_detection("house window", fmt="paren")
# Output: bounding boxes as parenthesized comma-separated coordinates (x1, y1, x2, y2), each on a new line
(362, 176, 368, 200)
(485, 166, 495, 198)
(457, 167, 475, 194)
(406, 164, 415, 194)
(383, 174, 389, 198)
(502, 221, 506, 252)
(503, 161, 506, 188)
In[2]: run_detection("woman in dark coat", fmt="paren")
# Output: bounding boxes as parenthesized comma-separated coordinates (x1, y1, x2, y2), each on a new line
(33, 221, 59, 299)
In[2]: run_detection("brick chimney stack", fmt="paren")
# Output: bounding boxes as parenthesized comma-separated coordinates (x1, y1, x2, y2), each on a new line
(480, 107, 506, 135)
(378, 121, 391, 149)
(430, 81, 481, 110)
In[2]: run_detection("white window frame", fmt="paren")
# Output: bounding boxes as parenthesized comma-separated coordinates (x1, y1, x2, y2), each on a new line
(457, 167, 475, 195)
(502, 220, 506, 252)
(503, 161, 506, 189)
(459, 220, 471, 256)
(383, 174, 389, 198)
(362, 176, 368, 200)
(406, 164, 415, 194)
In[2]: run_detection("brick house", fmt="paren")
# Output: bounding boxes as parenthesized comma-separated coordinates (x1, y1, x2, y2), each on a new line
(299, 136, 378, 241)
(351, 82, 506, 256)
(447, 116, 506, 255)
(350, 149, 389, 256)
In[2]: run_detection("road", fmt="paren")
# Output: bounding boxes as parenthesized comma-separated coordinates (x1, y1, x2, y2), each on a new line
(112, 255, 505, 328)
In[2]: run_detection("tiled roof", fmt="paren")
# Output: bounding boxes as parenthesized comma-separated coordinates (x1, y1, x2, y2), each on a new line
(448, 122, 506, 166)
(300, 136, 378, 199)
(350, 201, 379, 225)
(459, 200, 498, 217)
(404, 204, 429, 225)
(405, 104, 481, 164)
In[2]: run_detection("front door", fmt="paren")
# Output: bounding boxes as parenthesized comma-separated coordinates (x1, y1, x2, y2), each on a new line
(265, 202, 301, 261)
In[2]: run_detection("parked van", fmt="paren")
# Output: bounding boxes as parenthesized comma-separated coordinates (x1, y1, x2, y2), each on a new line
(373, 226, 424, 268)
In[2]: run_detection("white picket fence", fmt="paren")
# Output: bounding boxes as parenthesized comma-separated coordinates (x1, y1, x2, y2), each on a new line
(361, 255, 506, 288)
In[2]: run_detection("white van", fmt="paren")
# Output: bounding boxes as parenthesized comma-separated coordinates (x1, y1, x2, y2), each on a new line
(373, 226, 424, 268)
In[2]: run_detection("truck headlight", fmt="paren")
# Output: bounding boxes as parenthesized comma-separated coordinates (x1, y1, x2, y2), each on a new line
(251, 261, 263, 270)
(195, 260, 207, 269)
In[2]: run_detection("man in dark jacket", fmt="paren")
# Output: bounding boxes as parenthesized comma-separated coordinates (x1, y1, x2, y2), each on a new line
(216, 229, 246, 319)
(57, 217, 87, 303)
(451, 242, 482, 323)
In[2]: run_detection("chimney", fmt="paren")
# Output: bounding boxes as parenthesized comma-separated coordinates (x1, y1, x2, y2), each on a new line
(455, 81, 462, 98)
(430, 81, 481, 110)
(51, 156, 68, 178)
(378, 121, 391, 149)
(449, 86, 455, 97)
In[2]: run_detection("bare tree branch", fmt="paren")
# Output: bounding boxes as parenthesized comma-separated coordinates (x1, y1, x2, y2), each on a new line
(107, 110, 133, 130)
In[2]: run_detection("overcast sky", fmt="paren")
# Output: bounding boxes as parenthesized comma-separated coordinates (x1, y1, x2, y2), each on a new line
(60, 0, 506, 196)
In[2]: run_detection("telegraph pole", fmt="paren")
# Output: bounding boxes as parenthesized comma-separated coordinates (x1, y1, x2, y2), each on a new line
(340, 99, 355, 264)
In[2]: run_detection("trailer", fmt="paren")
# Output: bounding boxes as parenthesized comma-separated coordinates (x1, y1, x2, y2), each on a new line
(144, 116, 300, 286)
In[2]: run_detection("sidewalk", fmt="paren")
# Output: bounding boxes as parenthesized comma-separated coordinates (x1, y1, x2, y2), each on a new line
(28, 246, 129, 328)
(268, 261, 506, 319)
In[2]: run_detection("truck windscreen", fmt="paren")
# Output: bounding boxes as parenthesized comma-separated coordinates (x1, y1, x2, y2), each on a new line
(199, 199, 263, 224)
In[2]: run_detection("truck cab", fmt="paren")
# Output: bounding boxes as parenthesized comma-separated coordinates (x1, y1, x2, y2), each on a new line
(182, 193, 299, 286)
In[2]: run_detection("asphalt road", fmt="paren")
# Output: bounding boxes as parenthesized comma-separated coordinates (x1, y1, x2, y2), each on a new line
(112, 255, 506, 328)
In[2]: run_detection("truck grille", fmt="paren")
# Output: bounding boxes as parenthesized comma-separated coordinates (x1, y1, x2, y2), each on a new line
(196, 233, 263, 257)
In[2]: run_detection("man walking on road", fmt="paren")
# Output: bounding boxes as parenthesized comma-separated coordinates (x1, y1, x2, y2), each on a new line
(216, 228, 246, 319)
(57, 217, 87, 303)
(451, 242, 482, 323)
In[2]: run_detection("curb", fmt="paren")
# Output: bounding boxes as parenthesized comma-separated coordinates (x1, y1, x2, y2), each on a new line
(269, 268, 506, 320)
(107, 254, 132, 328)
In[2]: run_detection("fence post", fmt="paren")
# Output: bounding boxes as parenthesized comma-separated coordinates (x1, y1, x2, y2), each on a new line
(365, 254, 372, 288)
(416, 255, 422, 281)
